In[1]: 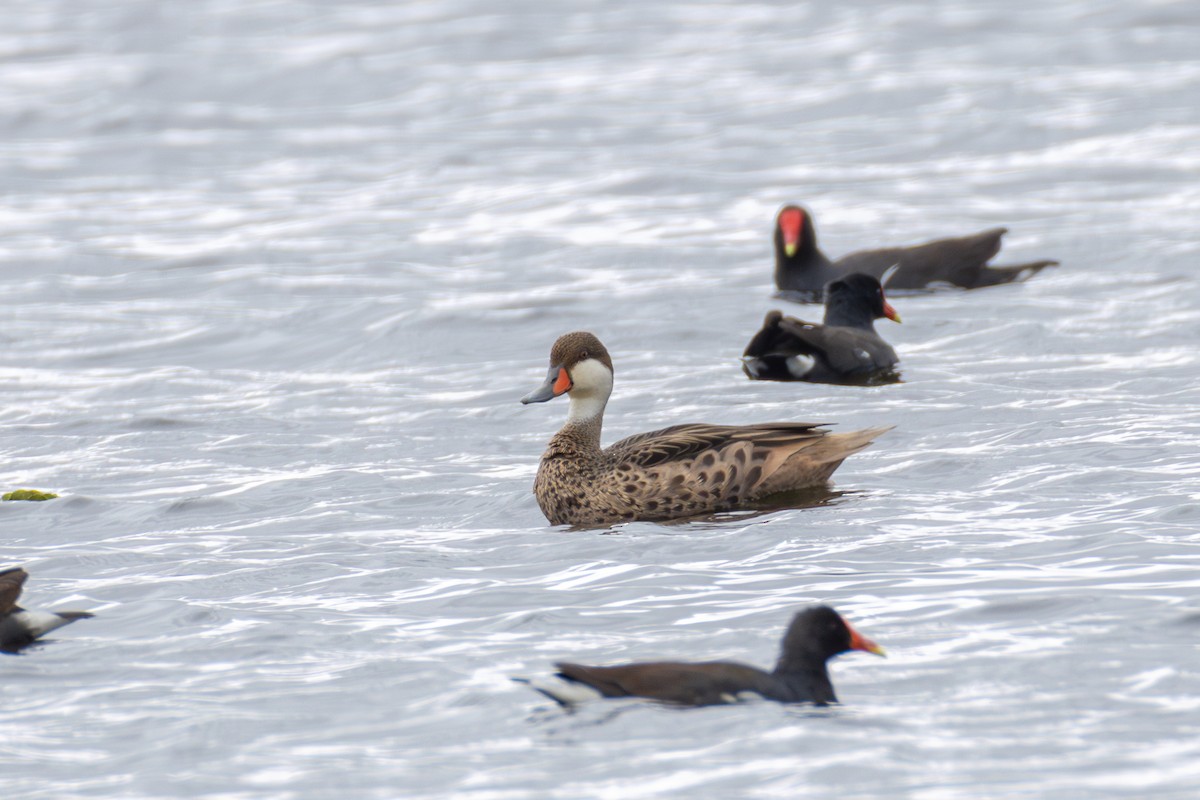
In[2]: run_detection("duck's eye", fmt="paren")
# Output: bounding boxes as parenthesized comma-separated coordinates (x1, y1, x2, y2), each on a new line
(580, 350, 589, 360)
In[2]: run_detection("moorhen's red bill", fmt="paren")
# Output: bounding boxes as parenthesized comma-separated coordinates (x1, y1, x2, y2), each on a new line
(520, 605, 885, 707)
(774, 204, 1057, 301)
(744, 273, 901, 384)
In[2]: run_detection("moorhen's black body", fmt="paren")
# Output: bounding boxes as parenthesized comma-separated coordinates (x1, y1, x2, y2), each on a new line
(744, 273, 901, 384)
(523, 605, 884, 707)
(773, 204, 1057, 301)
(0, 567, 94, 653)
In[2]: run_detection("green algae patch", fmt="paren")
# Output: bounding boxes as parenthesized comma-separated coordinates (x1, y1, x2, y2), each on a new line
(2, 489, 59, 501)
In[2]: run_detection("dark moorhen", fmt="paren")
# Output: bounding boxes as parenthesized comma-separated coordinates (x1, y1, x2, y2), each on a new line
(744, 273, 901, 384)
(519, 605, 884, 707)
(1, 567, 94, 653)
(774, 204, 1057, 300)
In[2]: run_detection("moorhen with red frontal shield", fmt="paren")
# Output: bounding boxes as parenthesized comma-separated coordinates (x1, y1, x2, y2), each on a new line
(773, 204, 1057, 301)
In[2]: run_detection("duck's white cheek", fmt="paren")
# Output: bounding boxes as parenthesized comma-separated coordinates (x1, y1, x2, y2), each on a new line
(566, 358, 613, 423)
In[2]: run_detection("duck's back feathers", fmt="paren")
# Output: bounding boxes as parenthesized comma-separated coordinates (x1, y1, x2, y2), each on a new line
(611, 421, 829, 468)
(535, 420, 889, 526)
(595, 422, 889, 521)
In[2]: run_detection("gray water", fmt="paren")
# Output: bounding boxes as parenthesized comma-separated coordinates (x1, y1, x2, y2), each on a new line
(3, 1, 1199, 797)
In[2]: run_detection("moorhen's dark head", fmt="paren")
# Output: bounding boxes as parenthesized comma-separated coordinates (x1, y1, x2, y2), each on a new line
(774, 605, 885, 675)
(823, 273, 901, 327)
(774, 205, 819, 259)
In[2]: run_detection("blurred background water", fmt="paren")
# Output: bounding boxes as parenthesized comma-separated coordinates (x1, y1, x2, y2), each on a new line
(2, 0, 1199, 797)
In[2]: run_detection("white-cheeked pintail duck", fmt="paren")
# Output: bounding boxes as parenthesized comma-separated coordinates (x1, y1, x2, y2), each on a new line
(521, 332, 892, 526)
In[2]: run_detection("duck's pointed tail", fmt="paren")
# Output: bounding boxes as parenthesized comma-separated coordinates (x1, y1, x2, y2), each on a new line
(758, 425, 893, 496)
(812, 425, 894, 465)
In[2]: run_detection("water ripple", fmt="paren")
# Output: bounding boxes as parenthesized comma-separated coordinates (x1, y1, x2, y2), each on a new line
(3, 0, 1200, 798)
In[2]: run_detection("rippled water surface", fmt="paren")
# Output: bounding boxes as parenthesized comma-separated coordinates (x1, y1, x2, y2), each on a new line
(3, 1, 1200, 797)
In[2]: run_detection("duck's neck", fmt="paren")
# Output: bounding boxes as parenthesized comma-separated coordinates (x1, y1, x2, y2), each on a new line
(550, 360, 612, 457)
(567, 387, 607, 427)
(554, 413, 603, 457)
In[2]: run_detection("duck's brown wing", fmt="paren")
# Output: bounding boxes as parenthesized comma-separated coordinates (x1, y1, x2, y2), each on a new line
(611, 423, 830, 469)
(602, 422, 886, 516)
(555, 660, 779, 706)
(0, 567, 28, 614)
